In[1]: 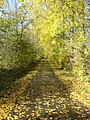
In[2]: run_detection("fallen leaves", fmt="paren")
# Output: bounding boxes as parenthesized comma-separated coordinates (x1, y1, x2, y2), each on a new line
(0, 62, 90, 119)
(52, 63, 90, 108)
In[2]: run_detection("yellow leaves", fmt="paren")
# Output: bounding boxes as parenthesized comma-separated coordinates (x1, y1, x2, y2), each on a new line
(0, 64, 40, 119)
(14, 109, 19, 113)
(34, 0, 44, 4)
(26, 114, 29, 117)
(7, 115, 13, 120)
(0, 108, 4, 115)
(84, 49, 88, 55)
(14, 115, 19, 120)
(18, 0, 24, 2)
(0, 0, 4, 6)
(52, 62, 90, 108)
(36, 110, 41, 117)
(0, 117, 3, 120)
(0, 61, 90, 120)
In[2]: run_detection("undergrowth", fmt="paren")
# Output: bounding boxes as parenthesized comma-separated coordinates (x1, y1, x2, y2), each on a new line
(51, 64, 90, 107)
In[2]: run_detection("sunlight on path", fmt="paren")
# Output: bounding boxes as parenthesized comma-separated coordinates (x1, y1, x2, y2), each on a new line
(0, 61, 90, 120)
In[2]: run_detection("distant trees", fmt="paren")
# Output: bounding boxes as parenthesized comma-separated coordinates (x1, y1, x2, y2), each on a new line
(0, 0, 42, 69)
(29, 0, 90, 77)
(0, 0, 89, 79)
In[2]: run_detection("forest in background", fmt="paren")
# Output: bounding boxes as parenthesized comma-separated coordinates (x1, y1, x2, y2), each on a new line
(0, 0, 90, 104)
(0, 0, 90, 78)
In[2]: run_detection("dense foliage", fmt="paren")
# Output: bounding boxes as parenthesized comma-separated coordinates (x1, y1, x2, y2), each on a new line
(0, 0, 43, 69)
(29, 0, 90, 77)
(0, 0, 90, 80)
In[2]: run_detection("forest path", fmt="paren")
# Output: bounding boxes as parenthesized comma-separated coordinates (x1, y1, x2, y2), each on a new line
(0, 61, 90, 120)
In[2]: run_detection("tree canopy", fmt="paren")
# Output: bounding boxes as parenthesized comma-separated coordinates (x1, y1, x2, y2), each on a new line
(0, 0, 90, 76)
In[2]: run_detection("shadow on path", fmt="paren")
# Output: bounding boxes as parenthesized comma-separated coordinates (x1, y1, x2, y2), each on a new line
(0, 61, 90, 120)
(0, 62, 38, 97)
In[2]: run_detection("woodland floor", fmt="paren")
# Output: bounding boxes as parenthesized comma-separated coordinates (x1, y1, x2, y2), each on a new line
(0, 61, 90, 120)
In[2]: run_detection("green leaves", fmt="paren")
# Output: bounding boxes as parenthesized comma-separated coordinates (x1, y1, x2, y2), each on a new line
(0, 0, 4, 8)
(18, 0, 24, 2)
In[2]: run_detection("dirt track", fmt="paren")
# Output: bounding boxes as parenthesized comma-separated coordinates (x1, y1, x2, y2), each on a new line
(0, 61, 90, 120)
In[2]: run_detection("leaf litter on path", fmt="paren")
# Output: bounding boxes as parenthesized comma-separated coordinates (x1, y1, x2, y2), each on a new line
(0, 61, 90, 120)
